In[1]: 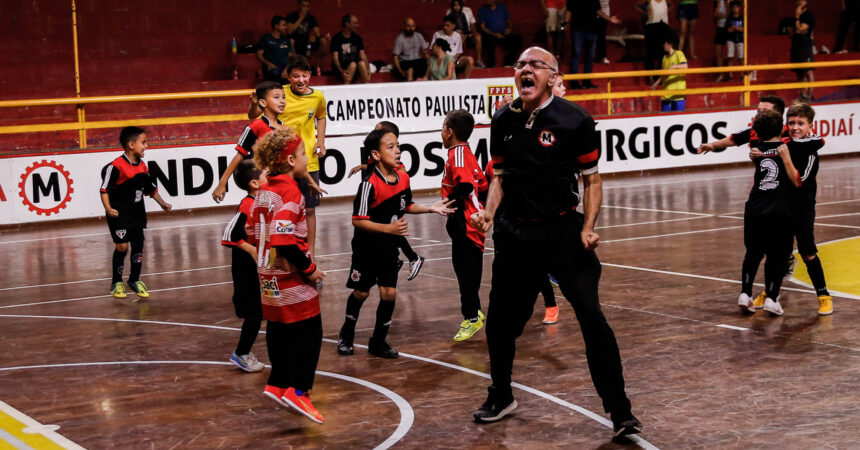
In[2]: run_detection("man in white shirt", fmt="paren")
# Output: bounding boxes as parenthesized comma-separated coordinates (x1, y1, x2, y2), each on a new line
(431, 15, 475, 78)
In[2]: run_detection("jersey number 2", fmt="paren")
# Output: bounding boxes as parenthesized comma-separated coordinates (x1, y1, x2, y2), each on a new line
(759, 159, 780, 190)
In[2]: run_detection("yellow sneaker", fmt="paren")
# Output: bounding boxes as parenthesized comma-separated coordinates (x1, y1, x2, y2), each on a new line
(111, 282, 127, 299)
(127, 280, 150, 299)
(454, 311, 485, 342)
(753, 291, 766, 309)
(817, 295, 833, 315)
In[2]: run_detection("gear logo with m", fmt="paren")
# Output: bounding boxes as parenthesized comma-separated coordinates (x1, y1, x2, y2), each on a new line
(18, 160, 74, 216)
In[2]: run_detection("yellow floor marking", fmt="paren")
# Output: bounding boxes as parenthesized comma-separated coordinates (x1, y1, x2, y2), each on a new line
(0, 401, 82, 449)
(793, 236, 860, 297)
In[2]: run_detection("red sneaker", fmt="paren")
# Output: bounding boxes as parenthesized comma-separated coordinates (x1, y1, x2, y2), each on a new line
(542, 306, 559, 324)
(263, 385, 288, 407)
(282, 387, 324, 424)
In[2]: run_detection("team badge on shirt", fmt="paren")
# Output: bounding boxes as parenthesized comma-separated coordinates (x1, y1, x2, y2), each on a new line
(487, 85, 515, 119)
(307, 108, 314, 119)
(260, 275, 281, 298)
(273, 220, 295, 234)
(538, 129, 556, 148)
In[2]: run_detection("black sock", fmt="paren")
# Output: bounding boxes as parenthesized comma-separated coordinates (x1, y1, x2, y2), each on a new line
(372, 299, 396, 342)
(235, 316, 262, 356)
(340, 293, 366, 342)
(128, 239, 144, 283)
(111, 250, 127, 284)
(400, 237, 418, 261)
(740, 251, 763, 296)
(764, 258, 785, 300)
(804, 256, 830, 296)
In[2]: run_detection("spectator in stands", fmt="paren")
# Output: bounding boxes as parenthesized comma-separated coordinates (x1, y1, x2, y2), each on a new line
(677, 0, 699, 60)
(596, 0, 612, 65)
(477, 0, 521, 67)
(449, 0, 485, 68)
(432, 15, 476, 78)
(834, 0, 859, 54)
(421, 38, 457, 80)
(725, 2, 744, 71)
(791, 0, 815, 101)
(331, 14, 371, 84)
(540, 0, 566, 60)
(258, 16, 294, 83)
(286, 0, 330, 69)
(393, 18, 429, 81)
(714, 0, 729, 81)
(639, 0, 672, 82)
(651, 32, 687, 111)
(565, 0, 621, 89)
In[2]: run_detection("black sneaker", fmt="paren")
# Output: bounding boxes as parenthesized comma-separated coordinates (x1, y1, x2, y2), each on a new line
(368, 337, 399, 359)
(611, 412, 643, 437)
(473, 385, 517, 423)
(336, 335, 354, 356)
(407, 256, 425, 281)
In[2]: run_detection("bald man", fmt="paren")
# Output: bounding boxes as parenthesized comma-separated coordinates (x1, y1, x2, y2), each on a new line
(393, 17, 429, 81)
(471, 47, 642, 438)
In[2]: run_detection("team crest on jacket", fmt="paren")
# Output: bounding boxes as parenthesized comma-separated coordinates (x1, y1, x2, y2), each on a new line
(350, 269, 361, 282)
(538, 129, 556, 147)
(487, 85, 515, 119)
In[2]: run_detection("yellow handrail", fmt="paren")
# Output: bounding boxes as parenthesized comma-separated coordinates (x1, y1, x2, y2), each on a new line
(562, 60, 860, 80)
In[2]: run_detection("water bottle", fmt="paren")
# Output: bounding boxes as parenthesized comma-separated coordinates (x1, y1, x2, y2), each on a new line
(231, 37, 238, 54)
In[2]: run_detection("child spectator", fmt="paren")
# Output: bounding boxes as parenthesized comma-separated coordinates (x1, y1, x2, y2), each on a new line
(713, 0, 729, 81)
(248, 128, 326, 424)
(440, 110, 488, 341)
(258, 16, 294, 83)
(651, 34, 688, 111)
(100, 126, 172, 300)
(348, 121, 426, 280)
(726, 1, 744, 70)
(212, 81, 285, 203)
(336, 129, 454, 359)
(221, 160, 267, 373)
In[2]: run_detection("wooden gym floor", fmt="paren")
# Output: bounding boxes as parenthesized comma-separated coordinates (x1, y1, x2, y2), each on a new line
(1, 156, 858, 449)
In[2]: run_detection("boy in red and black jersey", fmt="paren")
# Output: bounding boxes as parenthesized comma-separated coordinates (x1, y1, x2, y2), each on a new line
(337, 128, 454, 359)
(100, 126, 172, 300)
(698, 95, 787, 154)
(440, 110, 489, 342)
(221, 160, 268, 373)
(212, 81, 285, 203)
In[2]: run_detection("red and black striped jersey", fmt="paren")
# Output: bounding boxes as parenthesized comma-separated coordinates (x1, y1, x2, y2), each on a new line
(221, 195, 256, 247)
(352, 166, 415, 248)
(490, 96, 597, 221)
(100, 154, 157, 229)
(246, 174, 319, 324)
(236, 115, 281, 158)
(441, 143, 487, 249)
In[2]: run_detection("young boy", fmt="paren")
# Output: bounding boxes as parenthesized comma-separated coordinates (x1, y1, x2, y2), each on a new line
(247, 128, 327, 424)
(337, 128, 455, 359)
(737, 108, 821, 316)
(349, 121, 426, 280)
(726, 1, 744, 69)
(440, 110, 488, 341)
(221, 160, 267, 372)
(100, 126, 172, 299)
(651, 34, 688, 112)
(212, 81, 285, 203)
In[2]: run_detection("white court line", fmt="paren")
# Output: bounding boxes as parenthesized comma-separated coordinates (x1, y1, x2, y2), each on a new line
(716, 324, 750, 331)
(816, 212, 860, 219)
(597, 216, 712, 230)
(0, 400, 85, 449)
(602, 205, 711, 217)
(0, 281, 232, 310)
(602, 226, 743, 244)
(0, 314, 658, 449)
(0, 362, 413, 450)
(720, 197, 860, 217)
(815, 223, 860, 229)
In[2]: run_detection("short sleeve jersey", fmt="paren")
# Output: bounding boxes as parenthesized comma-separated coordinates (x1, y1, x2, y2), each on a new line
(792, 10, 815, 51)
(246, 174, 319, 324)
(441, 143, 488, 249)
(222, 195, 258, 285)
(236, 115, 281, 159)
(491, 96, 599, 221)
(100, 154, 158, 229)
(431, 30, 464, 55)
(727, 14, 743, 42)
(257, 33, 293, 69)
(351, 167, 415, 249)
(784, 135, 825, 209)
(661, 50, 687, 100)
(279, 85, 327, 172)
(330, 32, 365, 66)
(730, 124, 789, 147)
(745, 140, 801, 216)
(285, 11, 319, 50)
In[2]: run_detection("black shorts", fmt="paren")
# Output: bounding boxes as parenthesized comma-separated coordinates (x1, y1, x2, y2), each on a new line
(107, 223, 144, 244)
(714, 27, 728, 45)
(298, 170, 321, 209)
(791, 207, 817, 256)
(232, 254, 263, 319)
(790, 44, 814, 74)
(346, 240, 400, 292)
(678, 3, 700, 21)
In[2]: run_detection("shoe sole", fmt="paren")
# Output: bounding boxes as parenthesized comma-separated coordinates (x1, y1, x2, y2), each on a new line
(283, 397, 324, 424)
(368, 349, 399, 359)
(737, 303, 756, 314)
(764, 308, 784, 317)
(453, 321, 484, 341)
(263, 390, 289, 408)
(407, 258, 425, 281)
(473, 400, 517, 423)
(542, 318, 558, 324)
(818, 309, 833, 316)
(337, 348, 354, 356)
(614, 424, 643, 437)
(230, 358, 264, 373)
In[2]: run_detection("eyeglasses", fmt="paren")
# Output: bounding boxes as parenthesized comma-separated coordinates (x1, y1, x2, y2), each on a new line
(513, 59, 557, 71)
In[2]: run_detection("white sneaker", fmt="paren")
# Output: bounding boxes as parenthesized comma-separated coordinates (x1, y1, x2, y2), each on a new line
(737, 293, 755, 314)
(763, 297, 784, 316)
(407, 256, 425, 281)
(230, 352, 265, 372)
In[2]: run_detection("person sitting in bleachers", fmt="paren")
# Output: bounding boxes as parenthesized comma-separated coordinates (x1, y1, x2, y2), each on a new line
(431, 15, 476, 78)
(448, 0, 485, 68)
(285, 0, 330, 72)
(393, 18, 429, 81)
(330, 14, 371, 84)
